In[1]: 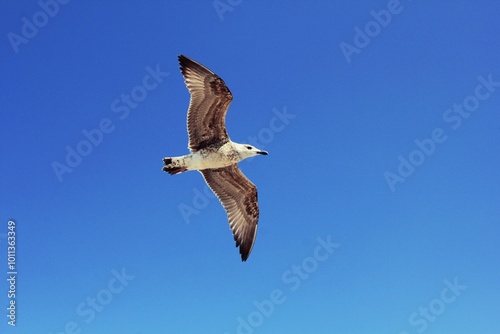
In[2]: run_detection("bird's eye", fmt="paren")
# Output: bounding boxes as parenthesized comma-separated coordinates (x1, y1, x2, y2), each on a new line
(246, 146, 252, 150)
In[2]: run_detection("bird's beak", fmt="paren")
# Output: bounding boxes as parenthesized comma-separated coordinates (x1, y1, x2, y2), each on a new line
(258, 150, 268, 155)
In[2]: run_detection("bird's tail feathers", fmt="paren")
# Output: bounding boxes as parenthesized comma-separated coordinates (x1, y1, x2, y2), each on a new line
(163, 157, 188, 175)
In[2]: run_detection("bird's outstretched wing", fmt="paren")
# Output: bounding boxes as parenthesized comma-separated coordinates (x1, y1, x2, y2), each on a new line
(178, 55, 233, 152)
(200, 165, 259, 261)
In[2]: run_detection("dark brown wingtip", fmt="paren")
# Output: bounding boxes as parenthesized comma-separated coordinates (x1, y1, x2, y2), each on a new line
(238, 237, 255, 262)
(178, 55, 198, 72)
(178, 54, 188, 64)
(240, 249, 250, 262)
(178, 55, 189, 73)
(178, 55, 192, 75)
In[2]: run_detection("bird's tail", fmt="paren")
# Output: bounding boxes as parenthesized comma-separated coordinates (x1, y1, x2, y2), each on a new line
(162, 157, 188, 175)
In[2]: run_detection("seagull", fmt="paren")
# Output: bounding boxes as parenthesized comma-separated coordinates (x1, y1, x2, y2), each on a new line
(163, 55, 268, 261)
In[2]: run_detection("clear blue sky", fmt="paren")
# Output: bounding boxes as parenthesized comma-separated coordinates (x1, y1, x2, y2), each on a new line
(1, 1, 499, 333)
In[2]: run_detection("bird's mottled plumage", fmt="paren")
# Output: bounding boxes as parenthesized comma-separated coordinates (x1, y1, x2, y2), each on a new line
(179, 55, 233, 152)
(162, 55, 267, 261)
(201, 165, 259, 260)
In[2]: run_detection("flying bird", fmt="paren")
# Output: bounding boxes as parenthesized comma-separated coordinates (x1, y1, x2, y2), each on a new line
(163, 55, 268, 261)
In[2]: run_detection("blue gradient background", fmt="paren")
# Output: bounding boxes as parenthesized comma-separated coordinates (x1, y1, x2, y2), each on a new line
(1, 1, 499, 333)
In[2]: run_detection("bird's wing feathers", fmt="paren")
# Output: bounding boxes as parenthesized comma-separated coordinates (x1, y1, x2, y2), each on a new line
(178, 55, 233, 152)
(200, 165, 259, 261)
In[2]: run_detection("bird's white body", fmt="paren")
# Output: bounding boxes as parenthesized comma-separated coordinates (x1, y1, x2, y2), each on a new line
(166, 142, 266, 172)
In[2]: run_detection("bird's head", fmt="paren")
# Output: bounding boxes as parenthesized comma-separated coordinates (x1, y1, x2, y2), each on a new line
(236, 143, 268, 160)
